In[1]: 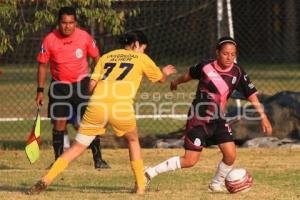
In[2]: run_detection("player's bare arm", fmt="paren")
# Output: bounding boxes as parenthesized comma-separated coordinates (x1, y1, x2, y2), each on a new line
(247, 94, 272, 135)
(159, 65, 176, 83)
(93, 55, 100, 65)
(88, 79, 98, 95)
(87, 55, 101, 95)
(36, 63, 47, 106)
(170, 70, 192, 91)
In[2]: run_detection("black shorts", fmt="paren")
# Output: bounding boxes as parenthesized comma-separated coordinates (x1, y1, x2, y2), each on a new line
(184, 119, 234, 152)
(48, 77, 90, 120)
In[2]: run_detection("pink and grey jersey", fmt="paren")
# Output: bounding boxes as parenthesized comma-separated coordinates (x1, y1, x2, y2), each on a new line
(37, 28, 99, 83)
(189, 60, 257, 119)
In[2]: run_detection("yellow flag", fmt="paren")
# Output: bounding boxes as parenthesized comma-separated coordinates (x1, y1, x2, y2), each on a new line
(25, 108, 41, 164)
(25, 140, 40, 164)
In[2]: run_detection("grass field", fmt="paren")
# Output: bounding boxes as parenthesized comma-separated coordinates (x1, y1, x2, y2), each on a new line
(0, 148, 299, 200)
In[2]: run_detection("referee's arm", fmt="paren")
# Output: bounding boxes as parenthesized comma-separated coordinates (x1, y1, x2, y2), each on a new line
(36, 63, 47, 106)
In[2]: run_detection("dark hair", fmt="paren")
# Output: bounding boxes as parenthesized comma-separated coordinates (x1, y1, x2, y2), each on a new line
(119, 31, 148, 46)
(216, 36, 237, 50)
(58, 6, 77, 21)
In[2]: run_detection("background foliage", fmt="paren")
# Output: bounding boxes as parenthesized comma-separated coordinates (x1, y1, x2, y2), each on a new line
(0, 0, 138, 54)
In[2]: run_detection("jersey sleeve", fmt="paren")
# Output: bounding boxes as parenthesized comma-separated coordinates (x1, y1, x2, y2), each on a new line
(141, 54, 163, 83)
(37, 37, 51, 64)
(90, 57, 104, 81)
(236, 67, 258, 98)
(189, 62, 204, 79)
(86, 33, 100, 58)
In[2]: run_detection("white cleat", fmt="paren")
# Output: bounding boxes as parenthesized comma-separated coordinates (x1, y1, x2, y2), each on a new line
(208, 182, 227, 192)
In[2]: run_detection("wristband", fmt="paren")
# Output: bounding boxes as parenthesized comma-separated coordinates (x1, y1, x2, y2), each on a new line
(37, 87, 44, 93)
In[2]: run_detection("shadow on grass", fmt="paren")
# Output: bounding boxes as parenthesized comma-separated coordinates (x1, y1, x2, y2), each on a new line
(0, 184, 74, 194)
(1, 183, 135, 194)
(0, 164, 12, 170)
(0, 185, 29, 193)
(0, 140, 51, 150)
(53, 184, 134, 193)
(0, 140, 26, 150)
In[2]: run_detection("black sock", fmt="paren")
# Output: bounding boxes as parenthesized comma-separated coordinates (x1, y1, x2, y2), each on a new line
(52, 130, 65, 160)
(90, 136, 102, 161)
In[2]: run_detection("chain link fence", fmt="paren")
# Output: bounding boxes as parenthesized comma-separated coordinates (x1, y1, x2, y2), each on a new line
(0, 0, 299, 148)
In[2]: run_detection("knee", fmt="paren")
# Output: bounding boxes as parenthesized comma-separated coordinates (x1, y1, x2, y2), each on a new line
(181, 157, 199, 168)
(125, 133, 139, 144)
(124, 129, 139, 143)
(222, 154, 236, 166)
(126, 137, 138, 144)
(54, 120, 67, 130)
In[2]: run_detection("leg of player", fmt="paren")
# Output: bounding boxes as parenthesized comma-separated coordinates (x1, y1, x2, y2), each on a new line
(145, 150, 201, 183)
(145, 126, 204, 181)
(52, 119, 68, 160)
(75, 102, 111, 170)
(69, 111, 110, 169)
(63, 129, 71, 151)
(208, 141, 236, 192)
(123, 128, 145, 194)
(90, 136, 111, 169)
(26, 134, 95, 195)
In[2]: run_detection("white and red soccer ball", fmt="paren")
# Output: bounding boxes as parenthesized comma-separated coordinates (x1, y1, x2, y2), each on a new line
(225, 168, 253, 193)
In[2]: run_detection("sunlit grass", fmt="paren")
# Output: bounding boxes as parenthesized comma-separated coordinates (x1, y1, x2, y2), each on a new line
(0, 148, 299, 200)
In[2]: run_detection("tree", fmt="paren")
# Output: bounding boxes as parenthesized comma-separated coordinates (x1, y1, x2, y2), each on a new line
(0, 0, 139, 55)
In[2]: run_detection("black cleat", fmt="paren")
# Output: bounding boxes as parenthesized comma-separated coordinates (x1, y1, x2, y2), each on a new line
(94, 159, 111, 169)
(26, 180, 47, 195)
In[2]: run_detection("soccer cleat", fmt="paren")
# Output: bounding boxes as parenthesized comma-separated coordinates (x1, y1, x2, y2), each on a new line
(94, 159, 111, 169)
(26, 180, 47, 195)
(144, 168, 152, 186)
(144, 171, 151, 187)
(208, 182, 227, 192)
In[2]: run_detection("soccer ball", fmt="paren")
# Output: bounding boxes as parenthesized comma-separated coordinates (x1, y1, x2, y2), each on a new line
(225, 168, 253, 193)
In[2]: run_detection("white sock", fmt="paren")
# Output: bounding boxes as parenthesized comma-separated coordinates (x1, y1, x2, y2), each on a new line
(146, 156, 181, 179)
(64, 134, 70, 149)
(211, 161, 233, 185)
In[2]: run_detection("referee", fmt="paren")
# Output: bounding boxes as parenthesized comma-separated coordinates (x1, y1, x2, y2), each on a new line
(35, 6, 110, 169)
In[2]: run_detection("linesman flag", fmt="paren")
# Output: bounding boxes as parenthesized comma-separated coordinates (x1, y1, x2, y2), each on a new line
(25, 108, 41, 164)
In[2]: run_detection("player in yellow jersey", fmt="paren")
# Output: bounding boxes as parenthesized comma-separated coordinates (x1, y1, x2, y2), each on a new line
(27, 30, 176, 195)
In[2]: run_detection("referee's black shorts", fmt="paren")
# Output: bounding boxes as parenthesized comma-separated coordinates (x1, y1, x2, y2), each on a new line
(48, 77, 90, 120)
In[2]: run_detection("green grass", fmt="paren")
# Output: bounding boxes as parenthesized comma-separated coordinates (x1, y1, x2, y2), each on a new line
(0, 148, 299, 199)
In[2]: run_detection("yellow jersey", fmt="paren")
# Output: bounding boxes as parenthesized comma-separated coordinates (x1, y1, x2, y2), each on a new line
(90, 49, 163, 103)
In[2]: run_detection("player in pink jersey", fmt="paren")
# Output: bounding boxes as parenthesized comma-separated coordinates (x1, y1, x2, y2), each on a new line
(145, 37, 273, 192)
(35, 6, 110, 169)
